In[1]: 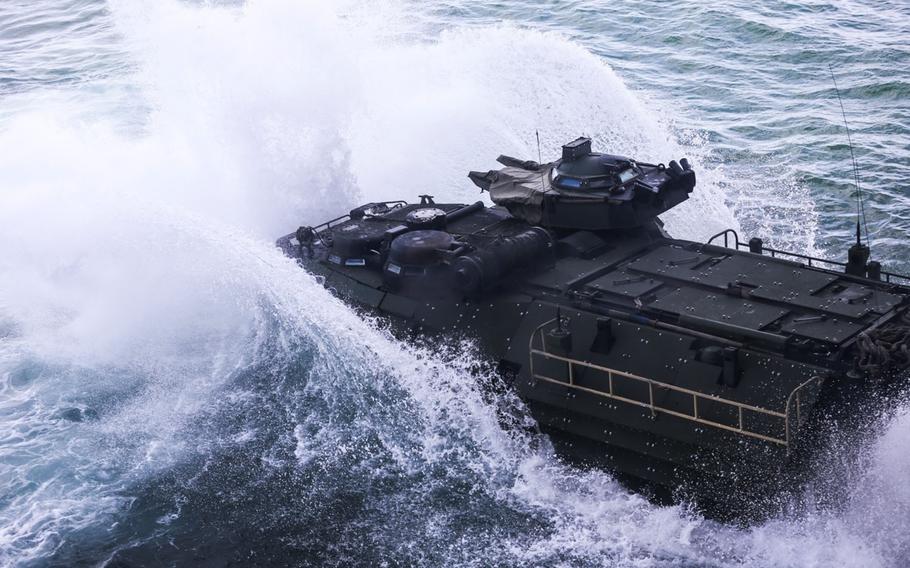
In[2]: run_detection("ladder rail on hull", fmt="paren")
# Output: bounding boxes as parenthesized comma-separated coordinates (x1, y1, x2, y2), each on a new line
(528, 319, 822, 448)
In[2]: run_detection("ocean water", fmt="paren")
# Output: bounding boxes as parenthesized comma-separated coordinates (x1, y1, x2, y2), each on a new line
(1, 0, 909, 566)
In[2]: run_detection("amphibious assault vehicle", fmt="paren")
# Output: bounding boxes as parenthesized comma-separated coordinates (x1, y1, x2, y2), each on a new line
(278, 138, 910, 514)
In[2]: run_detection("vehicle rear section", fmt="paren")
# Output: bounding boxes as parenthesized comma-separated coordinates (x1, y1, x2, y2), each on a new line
(500, 236, 910, 512)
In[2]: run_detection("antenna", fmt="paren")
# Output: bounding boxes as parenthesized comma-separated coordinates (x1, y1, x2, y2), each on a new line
(534, 129, 547, 226)
(536, 130, 547, 195)
(828, 64, 869, 248)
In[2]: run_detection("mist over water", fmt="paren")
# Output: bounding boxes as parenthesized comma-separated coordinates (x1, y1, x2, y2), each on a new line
(1, 0, 909, 566)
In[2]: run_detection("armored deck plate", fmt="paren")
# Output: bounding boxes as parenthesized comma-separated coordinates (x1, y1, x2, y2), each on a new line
(445, 207, 513, 235)
(627, 246, 838, 295)
(626, 244, 901, 343)
(649, 287, 789, 332)
(527, 257, 596, 290)
(777, 313, 865, 344)
(587, 270, 663, 300)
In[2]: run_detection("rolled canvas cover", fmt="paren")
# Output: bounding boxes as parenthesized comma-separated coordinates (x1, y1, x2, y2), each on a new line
(486, 165, 552, 224)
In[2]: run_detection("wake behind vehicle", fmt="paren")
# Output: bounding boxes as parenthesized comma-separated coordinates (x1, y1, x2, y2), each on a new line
(278, 138, 910, 516)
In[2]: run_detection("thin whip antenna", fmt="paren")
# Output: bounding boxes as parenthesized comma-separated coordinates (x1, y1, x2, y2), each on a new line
(829, 63, 869, 248)
(534, 129, 558, 226)
(536, 130, 547, 194)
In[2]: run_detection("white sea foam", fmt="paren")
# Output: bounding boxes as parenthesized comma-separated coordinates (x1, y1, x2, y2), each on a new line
(0, 0, 903, 566)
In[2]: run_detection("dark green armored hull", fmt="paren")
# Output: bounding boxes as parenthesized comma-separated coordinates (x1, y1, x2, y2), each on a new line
(277, 139, 910, 514)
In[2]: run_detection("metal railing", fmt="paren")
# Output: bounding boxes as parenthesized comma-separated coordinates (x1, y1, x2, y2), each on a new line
(706, 229, 910, 286)
(317, 201, 407, 233)
(302, 201, 408, 246)
(528, 319, 822, 447)
(784, 376, 823, 448)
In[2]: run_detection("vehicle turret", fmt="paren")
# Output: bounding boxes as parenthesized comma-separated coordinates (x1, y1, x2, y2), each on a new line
(468, 137, 694, 230)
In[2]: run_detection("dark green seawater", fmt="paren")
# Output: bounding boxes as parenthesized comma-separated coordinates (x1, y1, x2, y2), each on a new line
(1, 1, 909, 567)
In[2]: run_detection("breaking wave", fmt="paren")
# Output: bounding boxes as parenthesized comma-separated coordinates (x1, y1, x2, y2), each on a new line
(0, 1, 906, 566)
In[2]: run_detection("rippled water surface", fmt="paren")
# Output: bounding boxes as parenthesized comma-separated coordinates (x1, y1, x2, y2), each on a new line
(1, 1, 909, 566)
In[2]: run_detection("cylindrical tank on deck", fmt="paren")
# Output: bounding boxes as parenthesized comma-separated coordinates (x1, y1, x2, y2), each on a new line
(453, 227, 553, 294)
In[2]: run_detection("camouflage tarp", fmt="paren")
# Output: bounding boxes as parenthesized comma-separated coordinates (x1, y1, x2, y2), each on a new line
(486, 165, 554, 224)
(487, 164, 608, 224)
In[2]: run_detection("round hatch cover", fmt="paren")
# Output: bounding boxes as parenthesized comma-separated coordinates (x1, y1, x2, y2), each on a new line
(405, 207, 447, 229)
(389, 230, 453, 265)
(330, 220, 388, 258)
